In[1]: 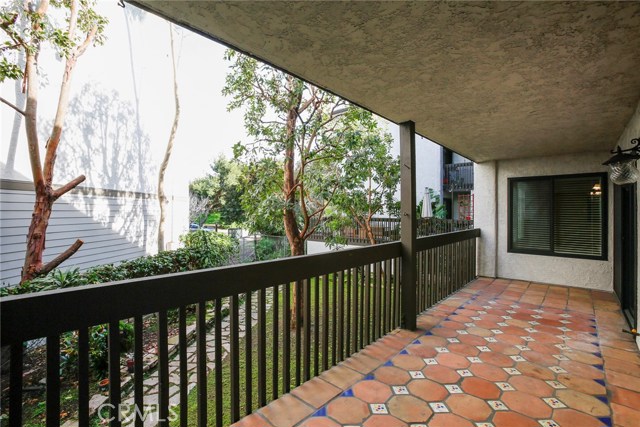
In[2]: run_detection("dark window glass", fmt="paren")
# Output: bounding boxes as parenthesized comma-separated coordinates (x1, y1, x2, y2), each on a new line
(509, 174, 606, 260)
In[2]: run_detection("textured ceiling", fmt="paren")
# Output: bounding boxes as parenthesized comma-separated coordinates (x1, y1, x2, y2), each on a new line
(130, 1, 640, 162)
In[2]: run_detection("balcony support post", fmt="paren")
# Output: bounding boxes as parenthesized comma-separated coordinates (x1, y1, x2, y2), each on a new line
(400, 121, 417, 330)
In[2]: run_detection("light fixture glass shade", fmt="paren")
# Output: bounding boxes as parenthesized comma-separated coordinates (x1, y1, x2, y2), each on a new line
(609, 162, 640, 185)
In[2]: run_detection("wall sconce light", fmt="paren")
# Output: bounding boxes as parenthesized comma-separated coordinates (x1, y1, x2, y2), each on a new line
(602, 138, 640, 185)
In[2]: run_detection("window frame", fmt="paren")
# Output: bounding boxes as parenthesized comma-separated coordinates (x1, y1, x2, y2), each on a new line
(507, 172, 608, 261)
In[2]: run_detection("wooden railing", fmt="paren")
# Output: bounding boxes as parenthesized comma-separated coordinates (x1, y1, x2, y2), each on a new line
(308, 217, 474, 245)
(444, 162, 474, 192)
(1, 229, 479, 427)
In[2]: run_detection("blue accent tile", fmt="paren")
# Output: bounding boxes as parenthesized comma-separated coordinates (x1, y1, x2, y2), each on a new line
(341, 389, 354, 397)
(313, 407, 327, 417)
(596, 395, 608, 404)
(594, 379, 606, 387)
(424, 330, 433, 336)
(594, 352, 602, 358)
(384, 360, 393, 367)
(400, 349, 409, 355)
(593, 364, 604, 371)
(598, 417, 612, 427)
(413, 340, 422, 345)
(590, 332, 598, 337)
(444, 317, 450, 321)
(364, 374, 375, 380)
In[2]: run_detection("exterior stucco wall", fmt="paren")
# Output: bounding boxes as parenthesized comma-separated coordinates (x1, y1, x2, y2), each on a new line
(614, 99, 640, 342)
(476, 152, 613, 291)
(474, 162, 497, 278)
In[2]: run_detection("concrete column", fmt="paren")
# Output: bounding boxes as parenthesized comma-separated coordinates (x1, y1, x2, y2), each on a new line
(474, 161, 498, 278)
(400, 121, 417, 330)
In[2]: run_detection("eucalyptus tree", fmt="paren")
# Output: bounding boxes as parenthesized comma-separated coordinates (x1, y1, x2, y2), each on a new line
(0, 0, 107, 283)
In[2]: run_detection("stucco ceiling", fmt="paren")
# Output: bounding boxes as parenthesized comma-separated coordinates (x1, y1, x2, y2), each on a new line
(129, 1, 640, 163)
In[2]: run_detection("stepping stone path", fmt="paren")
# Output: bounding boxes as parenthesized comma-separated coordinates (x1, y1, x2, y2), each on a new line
(116, 290, 274, 427)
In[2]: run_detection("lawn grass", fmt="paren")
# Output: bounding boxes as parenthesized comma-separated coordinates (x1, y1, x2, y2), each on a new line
(173, 269, 399, 427)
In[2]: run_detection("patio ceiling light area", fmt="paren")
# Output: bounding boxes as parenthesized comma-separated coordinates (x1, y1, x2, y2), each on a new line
(129, 1, 640, 162)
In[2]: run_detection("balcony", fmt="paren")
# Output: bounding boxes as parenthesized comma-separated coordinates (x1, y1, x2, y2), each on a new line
(232, 277, 640, 427)
(443, 163, 474, 192)
(1, 229, 479, 427)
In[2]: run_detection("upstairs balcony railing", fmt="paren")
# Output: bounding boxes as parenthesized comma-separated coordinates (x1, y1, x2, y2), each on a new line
(308, 216, 474, 245)
(443, 162, 474, 192)
(1, 228, 479, 427)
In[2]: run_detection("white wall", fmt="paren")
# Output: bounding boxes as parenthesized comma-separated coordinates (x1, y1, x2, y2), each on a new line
(475, 152, 613, 291)
(388, 125, 443, 201)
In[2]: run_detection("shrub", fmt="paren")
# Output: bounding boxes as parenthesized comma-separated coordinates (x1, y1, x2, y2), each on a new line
(0, 232, 238, 297)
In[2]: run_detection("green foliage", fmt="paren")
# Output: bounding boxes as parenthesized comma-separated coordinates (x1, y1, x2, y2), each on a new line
(224, 50, 393, 245)
(331, 121, 400, 242)
(59, 321, 134, 377)
(189, 156, 246, 226)
(0, 0, 108, 83)
(0, 233, 238, 296)
(254, 236, 290, 261)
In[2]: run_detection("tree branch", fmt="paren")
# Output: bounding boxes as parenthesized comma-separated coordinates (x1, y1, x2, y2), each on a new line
(39, 239, 84, 276)
(52, 175, 85, 200)
(0, 96, 25, 115)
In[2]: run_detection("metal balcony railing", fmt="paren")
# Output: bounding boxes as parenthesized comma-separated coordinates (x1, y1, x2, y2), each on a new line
(443, 162, 474, 192)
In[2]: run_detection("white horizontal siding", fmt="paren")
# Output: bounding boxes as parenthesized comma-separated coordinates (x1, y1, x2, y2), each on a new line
(0, 183, 160, 285)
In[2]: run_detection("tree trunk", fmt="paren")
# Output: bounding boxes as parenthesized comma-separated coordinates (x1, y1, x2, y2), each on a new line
(20, 0, 94, 283)
(158, 24, 180, 253)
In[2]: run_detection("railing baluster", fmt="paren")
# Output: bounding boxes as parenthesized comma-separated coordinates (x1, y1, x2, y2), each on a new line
(272, 285, 280, 400)
(351, 267, 358, 354)
(303, 279, 311, 382)
(107, 322, 121, 427)
(133, 315, 144, 427)
(230, 295, 240, 423)
(78, 328, 89, 427)
(179, 307, 188, 427)
(345, 269, 351, 361)
(358, 266, 365, 349)
(245, 291, 252, 416)
(322, 274, 329, 372)
(364, 264, 371, 345)
(47, 335, 61, 427)
(374, 262, 381, 340)
(331, 272, 337, 367)
(158, 311, 169, 427)
(283, 283, 291, 392)
(10, 343, 23, 427)
(295, 280, 302, 387)
(196, 302, 207, 427)
(258, 288, 267, 407)
(385, 259, 392, 332)
(313, 276, 320, 377)
(214, 299, 223, 427)
(337, 271, 344, 362)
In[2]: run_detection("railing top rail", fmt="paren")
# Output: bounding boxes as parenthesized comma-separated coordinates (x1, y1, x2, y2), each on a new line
(1, 241, 399, 343)
(416, 228, 480, 252)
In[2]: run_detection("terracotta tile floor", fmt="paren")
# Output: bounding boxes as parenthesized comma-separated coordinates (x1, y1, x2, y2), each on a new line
(232, 277, 640, 427)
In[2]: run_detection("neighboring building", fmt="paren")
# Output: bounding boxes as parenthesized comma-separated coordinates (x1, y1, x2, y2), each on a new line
(441, 148, 474, 220)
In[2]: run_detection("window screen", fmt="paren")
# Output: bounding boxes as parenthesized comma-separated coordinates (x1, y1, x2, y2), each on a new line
(509, 174, 606, 260)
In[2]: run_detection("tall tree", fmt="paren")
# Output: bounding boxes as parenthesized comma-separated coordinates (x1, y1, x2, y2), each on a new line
(157, 22, 180, 252)
(189, 155, 246, 226)
(0, 0, 107, 283)
(224, 50, 373, 256)
(332, 126, 400, 245)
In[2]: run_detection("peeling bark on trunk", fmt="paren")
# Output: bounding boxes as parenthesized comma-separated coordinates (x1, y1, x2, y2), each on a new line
(19, 0, 98, 283)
